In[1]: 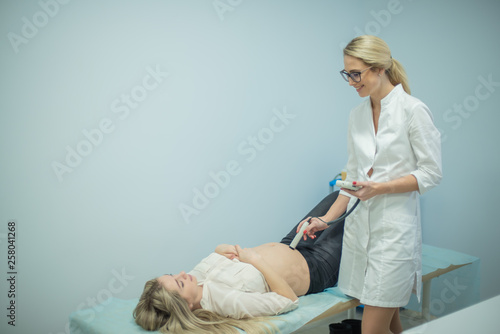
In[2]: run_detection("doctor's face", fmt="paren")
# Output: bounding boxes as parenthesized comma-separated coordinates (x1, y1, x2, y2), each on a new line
(343, 55, 381, 98)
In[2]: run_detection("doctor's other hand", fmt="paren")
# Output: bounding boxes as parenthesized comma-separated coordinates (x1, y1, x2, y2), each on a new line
(297, 217, 328, 241)
(342, 181, 380, 201)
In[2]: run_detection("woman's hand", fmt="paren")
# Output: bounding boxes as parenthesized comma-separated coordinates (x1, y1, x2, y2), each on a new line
(235, 245, 261, 265)
(235, 245, 298, 301)
(215, 244, 239, 260)
(297, 217, 329, 241)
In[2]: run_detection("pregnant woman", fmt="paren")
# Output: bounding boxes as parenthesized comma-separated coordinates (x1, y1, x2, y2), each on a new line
(134, 191, 344, 334)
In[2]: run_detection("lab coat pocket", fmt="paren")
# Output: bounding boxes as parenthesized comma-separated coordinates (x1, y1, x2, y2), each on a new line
(343, 199, 362, 239)
(381, 212, 418, 261)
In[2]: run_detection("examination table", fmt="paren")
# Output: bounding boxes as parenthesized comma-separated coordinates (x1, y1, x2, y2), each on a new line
(70, 190, 480, 333)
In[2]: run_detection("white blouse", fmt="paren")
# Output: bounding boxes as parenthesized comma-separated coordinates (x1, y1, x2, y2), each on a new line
(188, 253, 299, 318)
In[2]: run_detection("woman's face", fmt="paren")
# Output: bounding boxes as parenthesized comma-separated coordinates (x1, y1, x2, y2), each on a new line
(343, 55, 382, 98)
(157, 272, 200, 309)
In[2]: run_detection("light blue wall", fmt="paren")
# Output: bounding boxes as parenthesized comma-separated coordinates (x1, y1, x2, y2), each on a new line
(1, 0, 499, 333)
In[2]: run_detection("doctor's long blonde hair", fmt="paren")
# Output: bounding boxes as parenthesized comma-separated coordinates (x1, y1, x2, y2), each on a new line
(133, 278, 277, 334)
(344, 35, 411, 95)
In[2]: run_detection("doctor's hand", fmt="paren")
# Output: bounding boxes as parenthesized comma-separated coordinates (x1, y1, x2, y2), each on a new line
(341, 181, 380, 201)
(297, 217, 329, 241)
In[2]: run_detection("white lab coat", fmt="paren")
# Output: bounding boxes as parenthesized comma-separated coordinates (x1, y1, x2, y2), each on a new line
(338, 84, 442, 307)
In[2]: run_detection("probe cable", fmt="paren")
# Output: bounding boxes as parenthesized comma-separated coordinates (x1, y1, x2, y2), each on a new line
(314, 198, 361, 226)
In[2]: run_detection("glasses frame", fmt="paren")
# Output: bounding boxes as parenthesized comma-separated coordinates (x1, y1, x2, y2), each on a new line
(340, 66, 372, 83)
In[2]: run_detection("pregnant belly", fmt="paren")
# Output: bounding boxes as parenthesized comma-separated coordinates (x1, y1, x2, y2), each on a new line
(252, 242, 310, 296)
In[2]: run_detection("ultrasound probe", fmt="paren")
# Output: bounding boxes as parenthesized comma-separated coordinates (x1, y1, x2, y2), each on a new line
(289, 180, 362, 250)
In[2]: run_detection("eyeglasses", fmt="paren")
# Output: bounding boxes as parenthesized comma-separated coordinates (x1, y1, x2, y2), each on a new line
(340, 67, 372, 83)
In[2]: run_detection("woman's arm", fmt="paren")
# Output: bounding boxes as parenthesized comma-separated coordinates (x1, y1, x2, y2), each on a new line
(235, 245, 298, 301)
(300, 194, 350, 239)
(321, 193, 351, 221)
(215, 244, 238, 260)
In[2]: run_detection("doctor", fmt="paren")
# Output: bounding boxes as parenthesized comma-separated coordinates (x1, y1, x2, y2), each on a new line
(300, 35, 442, 334)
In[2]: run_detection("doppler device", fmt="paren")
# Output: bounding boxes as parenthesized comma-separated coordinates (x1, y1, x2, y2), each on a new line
(289, 180, 361, 250)
(335, 180, 362, 191)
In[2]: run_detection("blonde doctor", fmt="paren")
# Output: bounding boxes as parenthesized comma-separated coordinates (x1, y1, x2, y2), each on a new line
(300, 35, 442, 334)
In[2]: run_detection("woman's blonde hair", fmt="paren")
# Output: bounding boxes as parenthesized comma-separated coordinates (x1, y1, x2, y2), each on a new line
(343, 35, 411, 94)
(133, 278, 278, 334)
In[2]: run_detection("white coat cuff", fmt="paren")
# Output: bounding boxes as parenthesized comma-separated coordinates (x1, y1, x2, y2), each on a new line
(339, 189, 356, 198)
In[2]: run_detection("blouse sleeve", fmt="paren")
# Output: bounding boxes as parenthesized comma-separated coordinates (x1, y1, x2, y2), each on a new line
(408, 102, 443, 194)
(201, 282, 299, 319)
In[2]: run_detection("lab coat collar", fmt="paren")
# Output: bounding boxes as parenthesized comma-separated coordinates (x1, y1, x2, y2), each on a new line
(380, 84, 404, 108)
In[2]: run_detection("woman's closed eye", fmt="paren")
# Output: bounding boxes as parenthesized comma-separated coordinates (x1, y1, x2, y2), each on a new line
(174, 278, 184, 289)
(166, 274, 184, 289)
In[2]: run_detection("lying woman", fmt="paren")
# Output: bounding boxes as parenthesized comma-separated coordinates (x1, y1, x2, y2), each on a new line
(134, 191, 345, 334)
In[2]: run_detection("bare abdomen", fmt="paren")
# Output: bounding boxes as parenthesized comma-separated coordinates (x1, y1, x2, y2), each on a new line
(252, 242, 310, 296)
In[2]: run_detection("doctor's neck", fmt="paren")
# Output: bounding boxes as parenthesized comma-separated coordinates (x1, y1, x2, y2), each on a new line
(370, 80, 395, 111)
